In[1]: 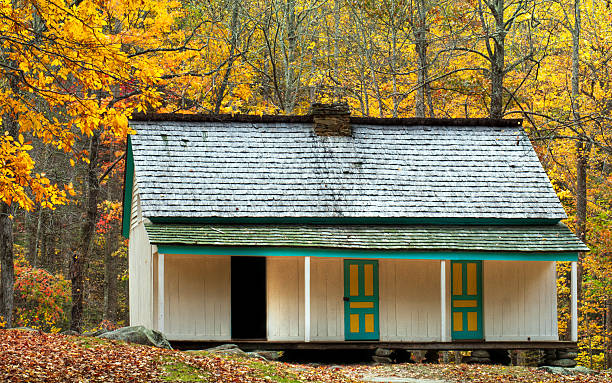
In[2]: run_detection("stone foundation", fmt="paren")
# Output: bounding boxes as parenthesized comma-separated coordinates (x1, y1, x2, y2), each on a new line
(370, 347, 580, 368)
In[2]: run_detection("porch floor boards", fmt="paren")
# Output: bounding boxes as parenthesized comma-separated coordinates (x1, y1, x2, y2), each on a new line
(172, 340, 577, 351)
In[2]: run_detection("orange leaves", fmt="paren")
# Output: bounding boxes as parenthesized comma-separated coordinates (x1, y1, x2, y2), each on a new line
(1, 330, 611, 383)
(0, 329, 359, 383)
(0, 330, 171, 382)
(12, 252, 71, 332)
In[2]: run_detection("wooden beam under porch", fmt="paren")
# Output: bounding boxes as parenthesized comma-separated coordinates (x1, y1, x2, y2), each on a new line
(171, 340, 577, 352)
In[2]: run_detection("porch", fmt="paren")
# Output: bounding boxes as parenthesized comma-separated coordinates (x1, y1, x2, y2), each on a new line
(149, 253, 580, 344)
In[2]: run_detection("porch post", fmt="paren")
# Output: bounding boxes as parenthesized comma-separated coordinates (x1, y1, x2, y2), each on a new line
(440, 260, 447, 342)
(304, 256, 311, 342)
(571, 261, 578, 342)
(158, 252, 165, 333)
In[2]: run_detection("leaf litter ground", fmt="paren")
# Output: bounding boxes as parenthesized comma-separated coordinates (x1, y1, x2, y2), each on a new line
(1, 329, 610, 382)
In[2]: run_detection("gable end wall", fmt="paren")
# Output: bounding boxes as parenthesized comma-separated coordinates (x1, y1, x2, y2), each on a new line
(128, 174, 154, 328)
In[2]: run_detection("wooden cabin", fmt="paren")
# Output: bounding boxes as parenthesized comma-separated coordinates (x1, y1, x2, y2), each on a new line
(122, 109, 587, 350)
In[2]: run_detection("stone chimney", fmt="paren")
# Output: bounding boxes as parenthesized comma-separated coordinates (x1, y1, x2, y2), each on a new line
(310, 102, 351, 136)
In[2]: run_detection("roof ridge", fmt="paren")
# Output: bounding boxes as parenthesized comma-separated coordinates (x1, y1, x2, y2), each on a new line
(131, 113, 522, 128)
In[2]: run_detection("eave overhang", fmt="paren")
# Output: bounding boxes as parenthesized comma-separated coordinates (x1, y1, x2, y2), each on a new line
(146, 223, 587, 261)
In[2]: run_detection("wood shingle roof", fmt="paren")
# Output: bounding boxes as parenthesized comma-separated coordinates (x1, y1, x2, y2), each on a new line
(129, 117, 567, 220)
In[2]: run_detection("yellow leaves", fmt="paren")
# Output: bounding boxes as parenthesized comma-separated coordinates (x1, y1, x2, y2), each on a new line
(18, 61, 29, 73)
(65, 182, 76, 197)
(0, 133, 66, 211)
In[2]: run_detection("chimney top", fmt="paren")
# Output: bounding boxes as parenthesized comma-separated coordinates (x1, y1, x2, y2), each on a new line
(310, 102, 351, 136)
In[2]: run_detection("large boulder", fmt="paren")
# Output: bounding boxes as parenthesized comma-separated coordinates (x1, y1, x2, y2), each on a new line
(98, 326, 172, 349)
(551, 358, 578, 368)
(204, 344, 247, 357)
(252, 350, 283, 361)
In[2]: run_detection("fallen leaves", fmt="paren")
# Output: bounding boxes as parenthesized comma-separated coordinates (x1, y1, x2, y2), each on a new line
(0, 329, 170, 382)
(340, 362, 612, 383)
(1, 329, 610, 382)
(0, 329, 355, 382)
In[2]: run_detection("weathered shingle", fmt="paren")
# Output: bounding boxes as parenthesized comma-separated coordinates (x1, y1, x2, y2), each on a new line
(130, 120, 567, 220)
(144, 223, 588, 252)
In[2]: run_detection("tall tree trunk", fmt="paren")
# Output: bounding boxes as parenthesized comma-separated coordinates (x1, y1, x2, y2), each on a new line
(71, 130, 100, 332)
(390, 0, 399, 117)
(103, 245, 117, 323)
(0, 72, 19, 328)
(489, 0, 505, 119)
(606, 298, 612, 369)
(414, 0, 431, 117)
(213, 0, 240, 113)
(283, 0, 298, 113)
(0, 202, 16, 328)
(571, 0, 587, 307)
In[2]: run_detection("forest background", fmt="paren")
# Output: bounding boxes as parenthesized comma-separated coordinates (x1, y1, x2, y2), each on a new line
(0, 0, 610, 370)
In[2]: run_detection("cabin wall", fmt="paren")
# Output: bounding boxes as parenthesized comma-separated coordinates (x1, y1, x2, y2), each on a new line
(483, 260, 558, 341)
(150, 254, 558, 342)
(380, 259, 442, 341)
(128, 176, 154, 328)
(310, 258, 344, 340)
(163, 255, 231, 340)
(267, 257, 305, 340)
(267, 257, 443, 341)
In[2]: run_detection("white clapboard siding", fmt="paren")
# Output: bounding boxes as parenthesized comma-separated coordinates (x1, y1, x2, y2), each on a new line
(310, 258, 344, 340)
(380, 259, 442, 341)
(163, 255, 230, 340)
(483, 260, 557, 341)
(267, 257, 305, 340)
(128, 174, 154, 328)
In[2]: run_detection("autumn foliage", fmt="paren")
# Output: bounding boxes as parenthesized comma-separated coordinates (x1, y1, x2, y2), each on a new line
(0, 0, 611, 371)
(10, 249, 70, 332)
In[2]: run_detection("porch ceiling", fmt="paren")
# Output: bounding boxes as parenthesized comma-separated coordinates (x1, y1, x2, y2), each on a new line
(144, 223, 588, 253)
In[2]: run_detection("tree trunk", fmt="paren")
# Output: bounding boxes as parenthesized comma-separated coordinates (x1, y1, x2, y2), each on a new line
(0, 202, 16, 328)
(103, 242, 117, 323)
(71, 130, 100, 332)
(606, 298, 612, 369)
(283, 0, 298, 113)
(414, 0, 431, 117)
(489, 0, 505, 119)
(213, 0, 240, 113)
(0, 103, 19, 328)
(571, 0, 587, 307)
(390, 0, 399, 117)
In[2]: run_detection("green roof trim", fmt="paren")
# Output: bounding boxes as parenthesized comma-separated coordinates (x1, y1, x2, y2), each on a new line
(121, 135, 134, 238)
(145, 223, 588, 254)
(156, 245, 578, 262)
(148, 217, 561, 225)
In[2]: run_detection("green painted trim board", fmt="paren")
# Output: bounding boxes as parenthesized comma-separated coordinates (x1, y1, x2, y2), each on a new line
(121, 135, 134, 238)
(149, 217, 561, 226)
(155, 245, 579, 261)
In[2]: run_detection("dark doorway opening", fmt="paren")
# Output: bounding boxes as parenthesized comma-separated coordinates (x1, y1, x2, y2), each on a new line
(231, 256, 267, 339)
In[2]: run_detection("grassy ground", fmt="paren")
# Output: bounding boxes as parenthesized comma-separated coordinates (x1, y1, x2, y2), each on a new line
(1, 329, 610, 382)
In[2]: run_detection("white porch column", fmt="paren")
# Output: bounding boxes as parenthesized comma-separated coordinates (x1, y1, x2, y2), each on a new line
(571, 261, 578, 342)
(304, 256, 311, 342)
(158, 252, 165, 333)
(440, 260, 447, 342)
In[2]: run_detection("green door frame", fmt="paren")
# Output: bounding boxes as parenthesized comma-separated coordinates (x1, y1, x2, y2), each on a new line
(343, 259, 379, 340)
(451, 260, 483, 340)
